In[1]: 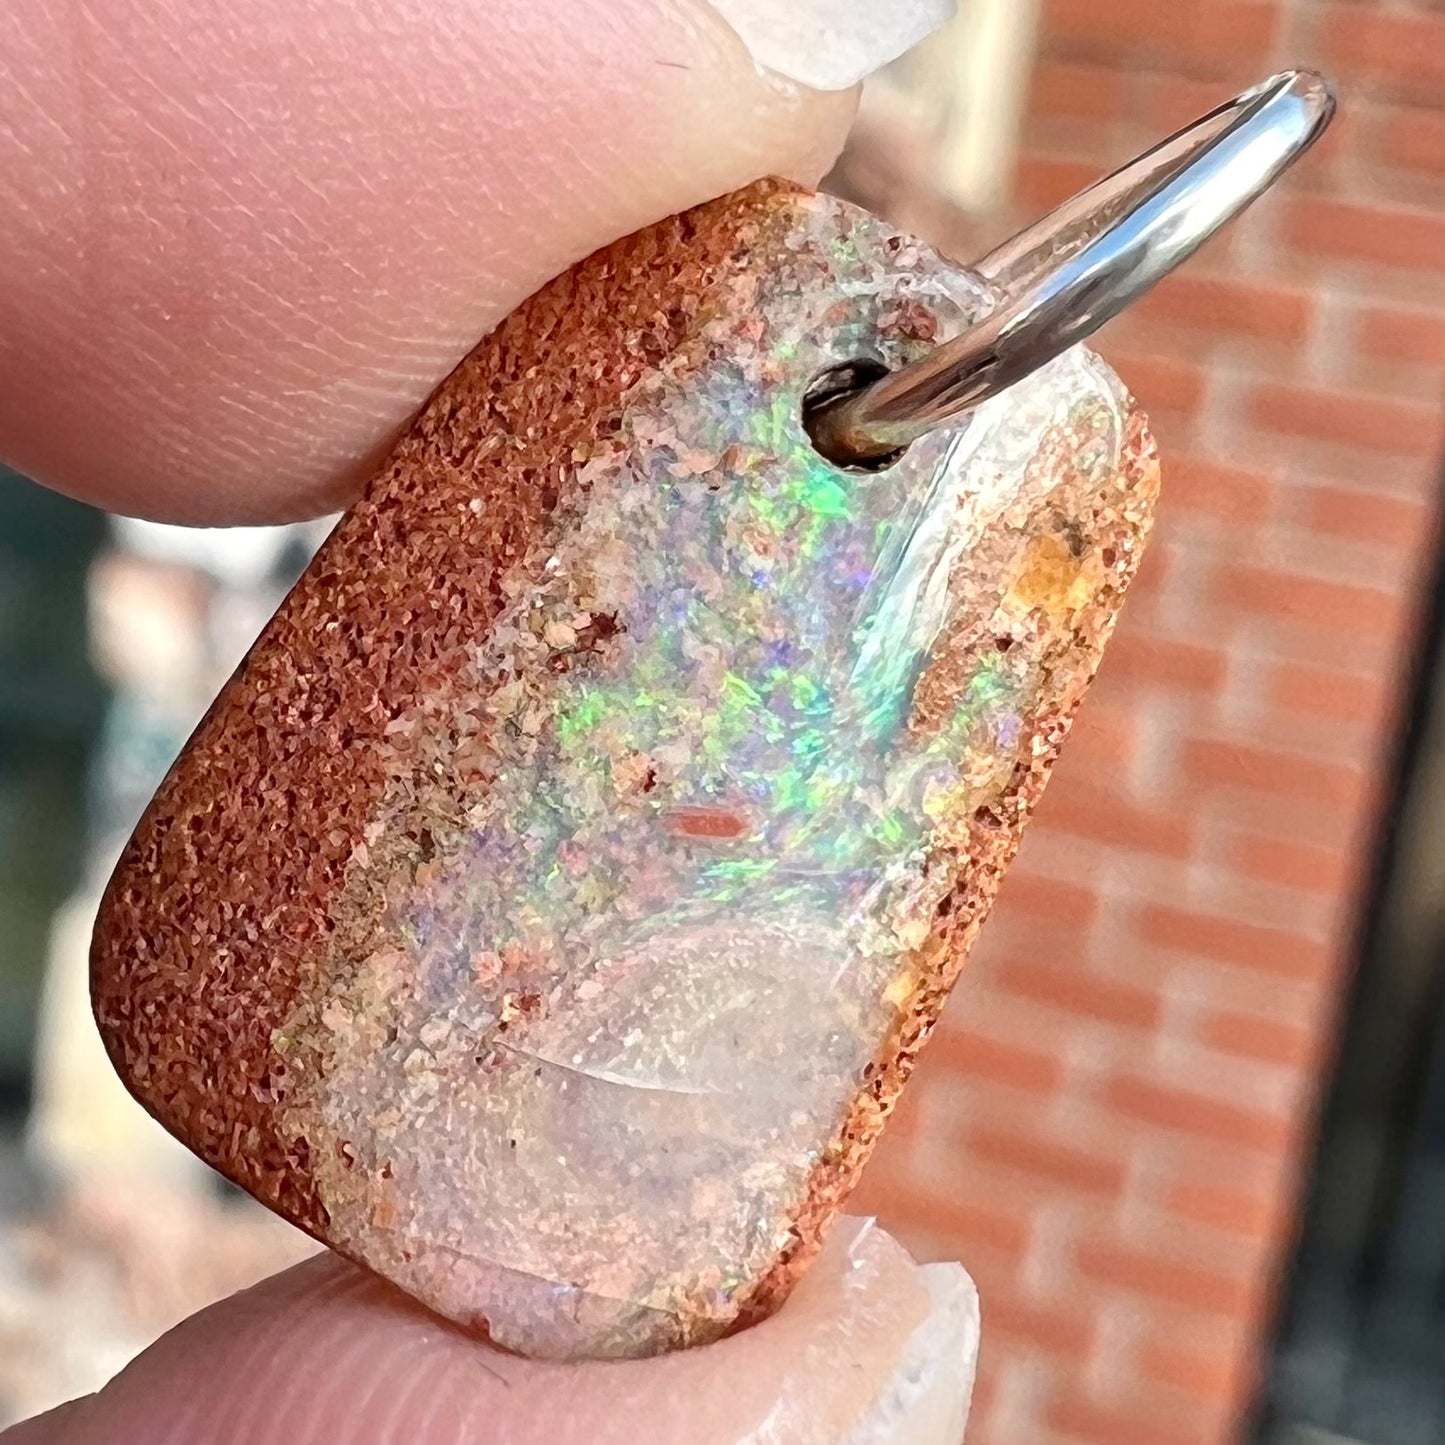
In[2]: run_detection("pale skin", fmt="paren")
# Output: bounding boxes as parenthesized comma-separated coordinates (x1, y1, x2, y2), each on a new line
(0, 2, 977, 1440)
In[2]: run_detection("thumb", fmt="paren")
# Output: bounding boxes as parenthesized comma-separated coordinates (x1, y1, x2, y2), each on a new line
(0, 0, 918, 526)
(2, 1220, 978, 1445)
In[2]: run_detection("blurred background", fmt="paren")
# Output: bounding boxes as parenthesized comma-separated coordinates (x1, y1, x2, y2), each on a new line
(1, 2, 1442, 1442)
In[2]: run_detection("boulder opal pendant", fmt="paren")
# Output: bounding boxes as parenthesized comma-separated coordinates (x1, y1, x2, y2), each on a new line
(93, 179, 1159, 1357)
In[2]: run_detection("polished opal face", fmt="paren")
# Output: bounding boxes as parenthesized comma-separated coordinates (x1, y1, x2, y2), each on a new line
(93, 182, 1158, 1360)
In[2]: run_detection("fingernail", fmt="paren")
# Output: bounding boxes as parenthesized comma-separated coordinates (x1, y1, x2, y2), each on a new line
(864, 1262, 979, 1445)
(705, 0, 956, 91)
(832, 1224, 981, 1445)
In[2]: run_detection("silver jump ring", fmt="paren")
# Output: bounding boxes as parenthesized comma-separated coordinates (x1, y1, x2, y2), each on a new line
(811, 69, 1336, 467)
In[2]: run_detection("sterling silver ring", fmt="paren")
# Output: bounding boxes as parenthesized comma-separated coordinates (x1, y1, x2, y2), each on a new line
(811, 68, 1337, 467)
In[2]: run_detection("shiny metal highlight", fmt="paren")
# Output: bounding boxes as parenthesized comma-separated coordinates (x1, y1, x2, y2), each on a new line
(812, 69, 1336, 466)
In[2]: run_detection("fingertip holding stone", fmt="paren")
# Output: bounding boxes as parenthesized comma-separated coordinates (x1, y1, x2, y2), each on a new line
(92, 180, 1158, 1360)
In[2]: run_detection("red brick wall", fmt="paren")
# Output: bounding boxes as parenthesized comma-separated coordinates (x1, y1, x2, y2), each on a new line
(848, 5, 1445, 1443)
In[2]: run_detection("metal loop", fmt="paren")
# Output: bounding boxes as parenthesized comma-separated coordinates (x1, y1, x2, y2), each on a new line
(811, 69, 1336, 467)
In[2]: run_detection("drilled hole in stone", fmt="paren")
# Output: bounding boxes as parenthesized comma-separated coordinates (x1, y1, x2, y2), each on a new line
(802, 358, 907, 474)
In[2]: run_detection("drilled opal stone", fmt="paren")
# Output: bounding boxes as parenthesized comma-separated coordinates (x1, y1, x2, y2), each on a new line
(92, 181, 1159, 1359)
